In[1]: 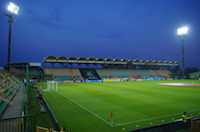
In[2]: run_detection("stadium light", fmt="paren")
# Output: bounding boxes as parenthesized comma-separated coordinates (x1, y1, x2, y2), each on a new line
(177, 27, 188, 35)
(5, 2, 19, 71)
(7, 2, 19, 15)
(177, 26, 188, 79)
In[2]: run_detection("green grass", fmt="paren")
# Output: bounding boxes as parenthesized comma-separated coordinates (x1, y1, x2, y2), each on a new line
(28, 86, 54, 128)
(38, 80, 200, 132)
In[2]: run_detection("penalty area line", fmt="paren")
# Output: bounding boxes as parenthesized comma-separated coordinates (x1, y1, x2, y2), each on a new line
(57, 92, 113, 127)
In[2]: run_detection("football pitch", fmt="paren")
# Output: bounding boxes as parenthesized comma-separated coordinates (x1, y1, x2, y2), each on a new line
(40, 80, 200, 132)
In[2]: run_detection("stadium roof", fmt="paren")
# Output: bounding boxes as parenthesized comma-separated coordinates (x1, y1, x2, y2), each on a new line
(43, 56, 179, 66)
(10, 62, 41, 67)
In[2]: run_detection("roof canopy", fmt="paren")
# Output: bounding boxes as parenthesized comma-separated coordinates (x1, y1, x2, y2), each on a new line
(43, 56, 179, 66)
(10, 62, 41, 67)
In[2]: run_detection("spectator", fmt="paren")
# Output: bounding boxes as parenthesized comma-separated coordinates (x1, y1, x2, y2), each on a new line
(182, 112, 187, 123)
(60, 127, 66, 132)
(47, 128, 53, 132)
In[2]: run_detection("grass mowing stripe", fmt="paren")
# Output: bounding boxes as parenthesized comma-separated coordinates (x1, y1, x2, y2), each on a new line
(39, 80, 200, 132)
(60, 82, 200, 121)
(135, 83, 200, 91)
(85, 83, 194, 111)
(114, 109, 200, 126)
(56, 91, 113, 127)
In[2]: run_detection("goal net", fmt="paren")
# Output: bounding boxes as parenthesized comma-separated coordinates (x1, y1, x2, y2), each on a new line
(45, 81, 58, 92)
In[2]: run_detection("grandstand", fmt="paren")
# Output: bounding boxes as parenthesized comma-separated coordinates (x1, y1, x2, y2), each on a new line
(44, 68, 72, 81)
(134, 70, 155, 78)
(0, 69, 23, 116)
(44, 68, 83, 81)
(5, 56, 175, 81)
(10, 62, 41, 80)
(152, 70, 172, 78)
(190, 71, 200, 80)
(43, 68, 172, 81)
(103, 69, 134, 78)
(42, 56, 177, 81)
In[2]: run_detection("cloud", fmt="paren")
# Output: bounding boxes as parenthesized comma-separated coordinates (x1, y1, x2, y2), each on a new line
(25, 8, 87, 34)
(26, 8, 63, 29)
(34, 17, 63, 29)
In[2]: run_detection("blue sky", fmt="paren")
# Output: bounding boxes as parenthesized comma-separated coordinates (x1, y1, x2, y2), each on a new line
(0, 0, 200, 68)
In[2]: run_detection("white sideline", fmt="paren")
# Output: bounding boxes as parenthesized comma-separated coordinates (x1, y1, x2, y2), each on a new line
(57, 92, 113, 127)
(114, 113, 180, 126)
(57, 90, 200, 127)
(114, 109, 200, 127)
(56, 87, 200, 127)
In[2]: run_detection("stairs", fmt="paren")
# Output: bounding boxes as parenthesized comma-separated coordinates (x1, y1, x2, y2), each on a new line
(131, 70, 138, 78)
(69, 69, 77, 80)
(103, 69, 110, 78)
(149, 70, 158, 78)
(79, 69, 101, 80)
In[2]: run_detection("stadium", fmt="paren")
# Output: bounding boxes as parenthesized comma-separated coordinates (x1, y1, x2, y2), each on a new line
(1, 56, 200, 132)
(1, 1, 200, 132)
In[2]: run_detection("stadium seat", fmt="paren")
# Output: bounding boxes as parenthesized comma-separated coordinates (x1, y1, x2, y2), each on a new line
(44, 68, 83, 81)
(0, 69, 23, 115)
(96, 69, 135, 79)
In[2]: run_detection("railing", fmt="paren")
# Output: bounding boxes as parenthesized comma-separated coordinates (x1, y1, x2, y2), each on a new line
(0, 115, 36, 132)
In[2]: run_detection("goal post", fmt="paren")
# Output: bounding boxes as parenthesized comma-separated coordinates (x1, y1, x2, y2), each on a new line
(45, 81, 58, 92)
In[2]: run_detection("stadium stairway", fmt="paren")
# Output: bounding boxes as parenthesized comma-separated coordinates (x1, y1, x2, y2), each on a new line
(70, 69, 83, 80)
(95, 69, 106, 79)
(131, 70, 138, 78)
(0, 83, 24, 119)
(69, 69, 77, 80)
(149, 69, 159, 78)
(80, 69, 101, 80)
(102, 69, 110, 78)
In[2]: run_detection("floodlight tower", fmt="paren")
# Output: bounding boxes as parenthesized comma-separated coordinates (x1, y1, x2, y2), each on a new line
(177, 26, 188, 78)
(5, 2, 19, 70)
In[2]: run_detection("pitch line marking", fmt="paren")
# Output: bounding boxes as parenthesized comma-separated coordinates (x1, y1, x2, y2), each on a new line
(114, 109, 200, 127)
(57, 92, 113, 127)
(57, 85, 200, 127)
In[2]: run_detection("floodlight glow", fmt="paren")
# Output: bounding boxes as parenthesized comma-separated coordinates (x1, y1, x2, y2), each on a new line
(182, 27, 188, 34)
(177, 26, 188, 35)
(7, 2, 19, 14)
(177, 28, 183, 35)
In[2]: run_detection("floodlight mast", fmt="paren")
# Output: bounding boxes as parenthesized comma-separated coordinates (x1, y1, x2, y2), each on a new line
(5, 2, 19, 71)
(177, 26, 188, 79)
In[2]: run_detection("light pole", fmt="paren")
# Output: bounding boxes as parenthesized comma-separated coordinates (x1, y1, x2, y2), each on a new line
(177, 26, 188, 78)
(5, 2, 19, 71)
